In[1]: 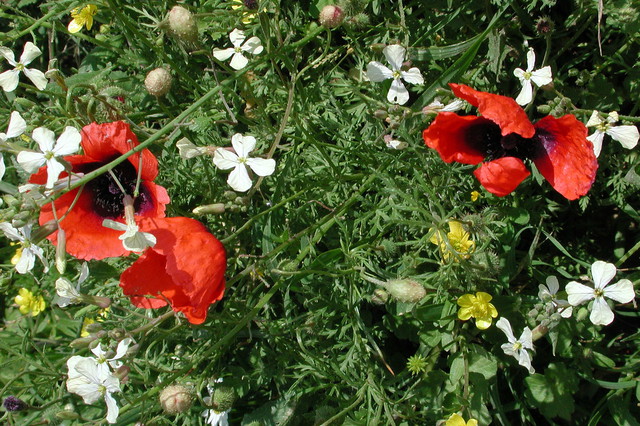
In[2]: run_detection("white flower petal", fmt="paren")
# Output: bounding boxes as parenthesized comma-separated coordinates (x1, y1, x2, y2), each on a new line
(500, 342, 517, 357)
(102, 219, 128, 231)
(113, 338, 133, 361)
(546, 276, 559, 295)
(23, 67, 47, 90)
(383, 44, 405, 71)
(45, 158, 66, 189)
(55, 277, 81, 306)
(603, 279, 635, 304)
(587, 131, 605, 157)
(513, 67, 526, 80)
(0, 222, 22, 241)
(79, 262, 90, 283)
(515, 80, 533, 106)
(591, 260, 616, 289)
(559, 305, 573, 318)
(227, 164, 252, 192)
(15, 247, 35, 274)
(401, 67, 424, 85)
(104, 392, 120, 423)
(530, 66, 552, 87)
(213, 48, 236, 62)
(387, 78, 409, 105)
(229, 52, 249, 70)
(496, 317, 516, 343)
(525, 48, 536, 72)
(31, 127, 56, 152)
(19, 42, 42, 66)
(213, 148, 239, 170)
(122, 229, 156, 252)
(16, 151, 45, 173)
(519, 327, 534, 350)
(590, 297, 614, 325)
(607, 125, 639, 149)
(0, 46, 16, 66)
(586, 111, 603, 127)
(54, 127, 81, 156)
(565, 281, 595, 306)
(441, 99, 466, 112)
(517, 347, 535, 374)
(242, 36, 263, 55)
(6, 111, 27, 138)
(229, 28, 246, 47)
(67, 377, 101, 404)
(0, 69, 20, 92)
(0, 154, 4, 181)
(366, 61, 393, 82)
(247, 157, 276, 176)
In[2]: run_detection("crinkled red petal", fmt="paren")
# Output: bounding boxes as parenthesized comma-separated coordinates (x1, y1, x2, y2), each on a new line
(423, 113, 486, 164)
(120, 217, 227, 324)
(449, 83, 535, 138)
(532, 115, 598, 200)
(473, 157, 530, 197)
(81, 121, 158, 181)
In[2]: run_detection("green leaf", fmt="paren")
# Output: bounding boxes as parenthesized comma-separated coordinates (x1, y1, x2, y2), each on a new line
(524, 363, 578, 420)
(241, 397, 297, 426)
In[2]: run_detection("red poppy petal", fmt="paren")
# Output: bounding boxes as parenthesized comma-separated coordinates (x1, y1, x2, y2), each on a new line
(449, 83, 535, 138)
(121, 217, 227, 324)
(423, 113, 487, 164)
(532, 115, 598, 200)
(81, 122, 159, 181)
(473, 157, 530, 197)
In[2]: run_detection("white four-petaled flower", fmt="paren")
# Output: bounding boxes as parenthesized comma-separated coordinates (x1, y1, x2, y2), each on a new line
(91, 337, 133, 372)
(1, 111, 27, 182)
(513, 47, 552, 106)
(565, 260, 635, 326)
(496, 317, 535, 374)
(213, 28, 263, 70)
(102, 219, 157, 252)
(66, 356, 121, 423)
(17, 126, 81, 188)
(366, 44, 424, 105)
(586, 110, 639, 157)
(538, 275, 572, 318)
(55, 263, 89, 307)
(0, 42, 48, 92)
(213, 133, 276, 192)
(0, 222, 48, 274)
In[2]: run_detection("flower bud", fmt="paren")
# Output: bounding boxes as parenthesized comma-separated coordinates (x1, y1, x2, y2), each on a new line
(384, 279, 426, 303)
(212, 386, 236, 412)
(84, 295, 111, 308)
(3, 396, 28, 412)
(56, 411, 80, 420)
(371, 289, 389, 305)
(56, 227, 67, 274)
(159, 384, 194, 415)
(168, 6, 198, 44)
(318, 5, 344, 28)
(193, 203, 226, 215)
(30, 220, 58, 243)
(144, 68, 172, 97)
(373, 109, 388, 120)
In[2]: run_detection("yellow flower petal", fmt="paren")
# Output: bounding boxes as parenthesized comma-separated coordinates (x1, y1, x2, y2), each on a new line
(445, 414, 466, 426)
(475, 316, 493, 330)
(475, 292, 493, 303)
(458, 306, 473, 321)
(457, 293, 476, 307)
(68, 19, 83, 33)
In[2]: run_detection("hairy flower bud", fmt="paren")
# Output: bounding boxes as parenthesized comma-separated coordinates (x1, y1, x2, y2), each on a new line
(168, 6, 198, 44)
(159, 384, 194, 415)
(212, 385, 237, 412)
(318, 5, 344, 28)
(193, 203, 226, 215)
(144, 68, 172, 97)
(371, 289, 389, 305)
(384, 279, 426, 303)
(3, 396, 28, 412)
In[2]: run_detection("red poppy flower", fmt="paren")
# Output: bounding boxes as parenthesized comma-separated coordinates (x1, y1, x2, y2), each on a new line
(422, 83, 598, 199)
(30, 121, 170, 260)
(119, 217, 227, 325)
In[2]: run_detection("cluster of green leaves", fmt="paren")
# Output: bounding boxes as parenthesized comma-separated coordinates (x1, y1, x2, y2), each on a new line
(0, 0, 639, 424)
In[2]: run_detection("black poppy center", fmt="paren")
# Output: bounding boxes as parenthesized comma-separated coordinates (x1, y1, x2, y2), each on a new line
(466, 121, 545, 162)
(81, 159, 152, 219)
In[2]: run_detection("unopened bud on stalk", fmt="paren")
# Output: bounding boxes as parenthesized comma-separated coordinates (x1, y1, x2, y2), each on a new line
(56, 410, 80, 420)
(159, 384, 194, 415)
(56, 228, 67, 274)
(144, 68, 172, 97)
(384, 279, 426, 303)
(193, 203, 226, 215)
(84, 322, 103, 333)
(70, 335, 97, 349)
(168, 6, 198, 44)
(84, 295, 111, 308)
(319, 5, 344, 28)
(114, 365, 131, 381)
(3, 396, 28, 412)
(212, 386, 237, 412)
(371, 289, 389, 305)
(31, 220, 58, 243)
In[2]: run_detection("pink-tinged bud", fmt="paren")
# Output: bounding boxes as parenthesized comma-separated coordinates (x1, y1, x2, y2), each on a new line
(144, 68, 172, 97)
(318, 5, 344, 28)
(159, 385, 194, 415)
(384, 279, 426, 303)
(168, 6, 198, 44)
(83, 295, 111, 309)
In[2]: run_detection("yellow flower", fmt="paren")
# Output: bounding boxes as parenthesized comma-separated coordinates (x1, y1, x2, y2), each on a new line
(429, 220, 475, 262)
(445, 413, 478, 426)
(68, 4, 98, 33)
(231, 0, 258, 24)
(470, 190, 480, 202)
(457, 292, 498, 330)
(80, 307, 110, 336)
(14, 288, 46, 317)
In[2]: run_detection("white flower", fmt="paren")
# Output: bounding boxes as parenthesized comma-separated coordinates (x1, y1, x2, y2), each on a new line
(422, 98, 466, 114)
(366, 44, 424, 105)
(102, 219, 156, 252)
(513, 47, 552, 106)
(538, 276, 572, 318)
(91, 337, 133, 372)
(496, 317, 535, 374)
(213, 133, 276, 192)
(66, 356, 121, 424)
(0, 222, 48, 274)
(202, 379, 230, 426)
(0, 42, 48, 92)
(17, 126, 81, 188)
(55, 263, 89, 307)
(586, 110, 639, 157)
(1, 111, 27, 182)
(383, 134, 407, 150)
(177, 137, 209, 159)
(565, 260, 635, 326)
(213, 28, 263, 70)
